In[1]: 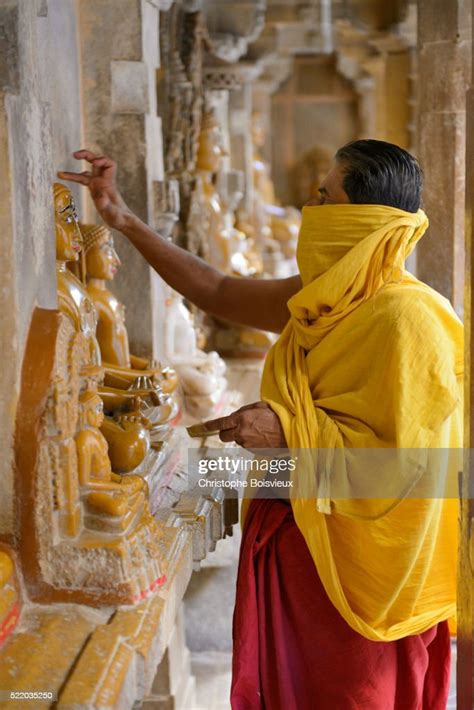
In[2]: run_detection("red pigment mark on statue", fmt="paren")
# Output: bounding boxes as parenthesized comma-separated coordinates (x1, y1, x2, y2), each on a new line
(132, 575, 168, 603)
(0, 603, 20, 647)
(171, 410, 183, 427)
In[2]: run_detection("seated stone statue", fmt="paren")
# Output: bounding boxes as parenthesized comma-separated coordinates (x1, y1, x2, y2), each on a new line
(75, 387, 147, 532)
(164, 286, 227, 418)
(196, 110, 257, 277)
(193, 113, 275, 357)
(80, 222, 179, 398)
(54, 182, 101, 367)
(250, 112, 301, 263)
(54, 183, 172, 399)
(79, 221, 179, 434)
(218, 171, 262, 277)
(54, 183, 158, 466)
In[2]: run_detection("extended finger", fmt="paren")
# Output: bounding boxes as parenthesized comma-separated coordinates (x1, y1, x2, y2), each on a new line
(57, 170, 92, 185)
(202, 412, 240, 432)
(72, 149, 101, 162)
(236, 401, 270, 413)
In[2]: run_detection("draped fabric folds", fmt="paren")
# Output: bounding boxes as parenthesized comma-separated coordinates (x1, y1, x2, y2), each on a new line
(231, 498, 452, 709)
(244, 204, 463, 642)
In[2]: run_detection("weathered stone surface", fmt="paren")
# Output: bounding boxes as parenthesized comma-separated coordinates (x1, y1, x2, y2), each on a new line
(0, 4, 20, 93)
(37, 0, 84, 181)
(418, 40, 471, 113)
(78, 0, 164, 358)
(417, 110, 466, 309)
(145, 606, 197, 709)
(111, 60, 149, 114)
(418, 0, 472, 43)
(416, 0, 471, 311)
(340, 0, 409, 31)
(54, 528, 193, 709)
(0, 0, 58, 535)
(0, 606, 102, 708)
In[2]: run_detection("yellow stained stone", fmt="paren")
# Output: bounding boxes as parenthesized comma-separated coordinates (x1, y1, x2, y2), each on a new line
(58, 594, 165, 708)
(0, 609, 95, 710)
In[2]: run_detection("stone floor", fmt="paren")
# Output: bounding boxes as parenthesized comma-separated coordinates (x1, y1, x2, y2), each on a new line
(189, 643, 457, 709)
(191, 650, 232, 710)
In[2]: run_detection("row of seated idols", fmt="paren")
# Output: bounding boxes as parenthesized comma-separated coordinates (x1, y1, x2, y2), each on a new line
(0, 183, 229, 616)
(195, 108, 301, 277)
(54, 182, 180, 471)
(0, 179, 236, 650)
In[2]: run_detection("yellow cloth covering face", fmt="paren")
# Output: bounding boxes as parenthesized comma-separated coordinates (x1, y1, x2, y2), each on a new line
(250, 203, 463, 642)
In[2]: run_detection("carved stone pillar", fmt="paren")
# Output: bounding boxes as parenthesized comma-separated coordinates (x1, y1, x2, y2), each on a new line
(251, 57, 293, 165)
(229, 83, 254, 212)
(459, 2, 474, 705)
(416, 0, 471, 313)
(345, 0, 409, 31)
(78, 0, 168, 358)
(205, 60, 264, 210)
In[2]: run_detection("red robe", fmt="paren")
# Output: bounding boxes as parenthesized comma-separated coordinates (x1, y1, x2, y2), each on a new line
(231, 498, 451, 710)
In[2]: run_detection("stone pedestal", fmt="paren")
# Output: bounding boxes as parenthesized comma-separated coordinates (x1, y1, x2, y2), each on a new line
(142, 606, 197, 710)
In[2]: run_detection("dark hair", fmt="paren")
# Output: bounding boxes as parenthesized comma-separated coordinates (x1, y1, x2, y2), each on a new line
(335, 139, 423, 213)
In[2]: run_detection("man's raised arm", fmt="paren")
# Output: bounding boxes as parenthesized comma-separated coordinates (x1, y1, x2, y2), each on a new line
(59, 150, 301, 334)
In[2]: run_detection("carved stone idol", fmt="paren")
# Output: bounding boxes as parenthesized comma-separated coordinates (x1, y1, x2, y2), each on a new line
(75, 386, 149, 532)
(164, 286, 227, 419)
(15, 306, 167, 605)
(250, 112, 301, 264)
(80, 222, 180, 414)
(53, 184, 157, 467)
(195, 109, 257, 276)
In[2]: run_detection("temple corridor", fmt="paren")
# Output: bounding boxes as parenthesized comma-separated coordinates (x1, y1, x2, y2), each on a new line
(0, 1, 473, 708)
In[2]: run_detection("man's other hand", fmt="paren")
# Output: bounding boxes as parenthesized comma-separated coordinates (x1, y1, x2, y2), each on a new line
(202, 401, 287, 449)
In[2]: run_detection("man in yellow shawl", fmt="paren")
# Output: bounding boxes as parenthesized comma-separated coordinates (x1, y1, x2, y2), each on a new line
(61, 139, 462, 709)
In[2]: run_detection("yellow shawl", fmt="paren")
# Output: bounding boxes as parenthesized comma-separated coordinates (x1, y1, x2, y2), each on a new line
(249, 204, 463, 641)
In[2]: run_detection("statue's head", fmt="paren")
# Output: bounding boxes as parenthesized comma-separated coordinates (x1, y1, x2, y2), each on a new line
(79, 388, 104, 429)
(80, 223, 121, 281)
(196, 110, 226, 173)
(53, 183, 83, 262)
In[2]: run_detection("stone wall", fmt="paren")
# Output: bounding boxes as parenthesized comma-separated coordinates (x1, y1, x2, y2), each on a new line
(78, 0, 168, 359)
(0, 0, 61, 535)
(37, 0, 83, 191)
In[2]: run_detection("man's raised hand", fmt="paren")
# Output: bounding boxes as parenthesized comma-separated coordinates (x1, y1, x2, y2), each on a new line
(57, 150, 132, 232)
